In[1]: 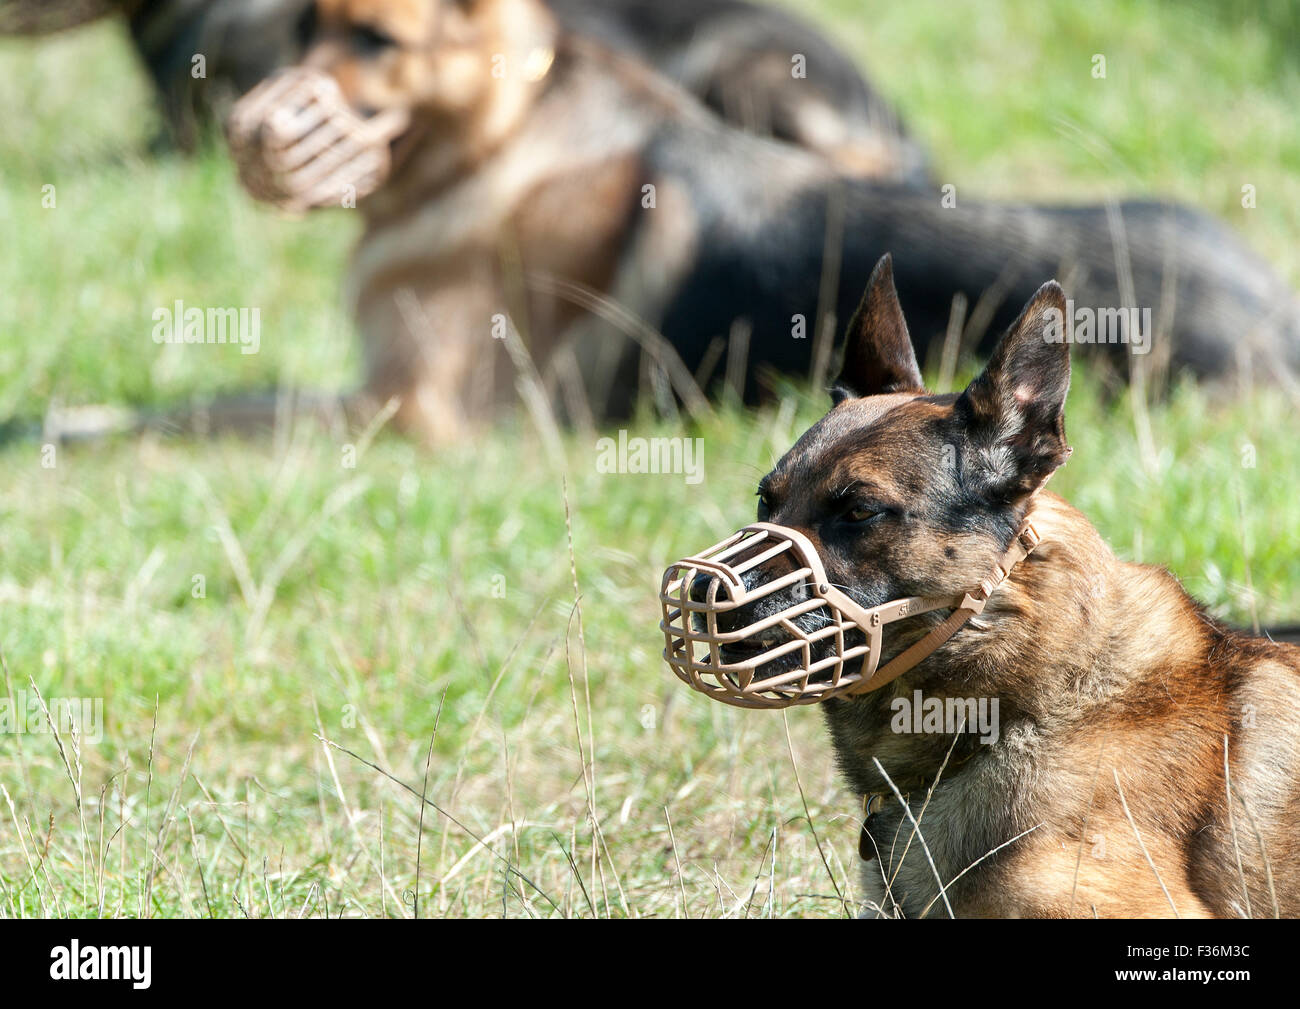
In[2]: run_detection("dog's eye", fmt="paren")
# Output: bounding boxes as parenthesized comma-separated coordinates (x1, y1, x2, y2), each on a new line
(352, 24, 396, 56)
(843, 505, 883, 524)
(756, 495, 771, 521)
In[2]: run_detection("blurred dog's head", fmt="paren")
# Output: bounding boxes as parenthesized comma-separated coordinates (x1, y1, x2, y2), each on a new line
(298, 0, 555, 124)
(228, 0, 556, 210)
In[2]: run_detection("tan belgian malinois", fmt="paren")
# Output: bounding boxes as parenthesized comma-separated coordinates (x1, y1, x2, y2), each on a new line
(661, 255, 1300, 918)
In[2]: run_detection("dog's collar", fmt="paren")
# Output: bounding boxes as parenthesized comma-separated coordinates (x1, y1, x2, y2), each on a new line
(859, 791, 894, 862)
(857, 747, 982, 862)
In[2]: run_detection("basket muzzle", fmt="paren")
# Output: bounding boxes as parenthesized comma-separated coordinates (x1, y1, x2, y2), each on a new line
(659, 520, 1040, 709)
(226, 67, 412, 212)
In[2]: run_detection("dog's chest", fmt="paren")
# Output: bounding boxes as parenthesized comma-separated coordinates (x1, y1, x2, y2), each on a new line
(350, 79, 657, 299)
(856, 782, 1017, 917)
(824, 703, 1025, 917)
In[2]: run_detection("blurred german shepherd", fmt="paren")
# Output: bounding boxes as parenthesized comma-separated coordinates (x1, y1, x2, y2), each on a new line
(749, 256, 1300, 917)
(228, 0, 1299, 444)
(2, 0, 926, 177)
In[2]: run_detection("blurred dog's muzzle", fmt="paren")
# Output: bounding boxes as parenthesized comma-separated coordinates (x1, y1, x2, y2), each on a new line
(659, 521, 1039, 709)
(226, 68, 411, 212)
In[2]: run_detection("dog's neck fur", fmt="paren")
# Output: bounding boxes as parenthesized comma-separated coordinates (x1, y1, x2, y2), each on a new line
(828, 491, 1210, 795)
(360, 0, 717, 226)
(362, 0, 564, 218)
(826, 489, 1230, 916)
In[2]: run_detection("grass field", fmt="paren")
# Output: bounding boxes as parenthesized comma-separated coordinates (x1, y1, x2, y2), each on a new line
(1, 1, 1297, 918)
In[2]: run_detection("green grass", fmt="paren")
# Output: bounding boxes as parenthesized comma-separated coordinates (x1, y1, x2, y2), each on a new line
(1, 3, 1298, 918)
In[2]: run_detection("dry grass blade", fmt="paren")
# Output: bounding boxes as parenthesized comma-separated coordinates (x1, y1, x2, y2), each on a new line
(185, 809, 214, 918)
(920, 822, 1045, 919)
(741, 827, 776, 918)
(144, 729, 199, 917)
(192, 775, 249, 862)
(1068, 738, 1107, 917)
(724, 318, 752, 405)
(189, 473, 258, 609)
(524, 272, 713, 421)
(500, 315, 565, 471)
(314, 733, 563, 915)
(1104, 198, 1158, 475)
(887, 716, 968, 898)
(782, 711, 848, 917)
(551, 831, 596, 917)
(872, 756, 953, 918)
(25, 677, 82, 813)
(561, 479, 631, 918)
(1230, 790, 1279, 919)
(664, 806, 688, 919)
(312, 701, 404, 915)
(1234, 483, 1261, 635)
(1222, 734, 1252, 918)
(936, 292, 968, 393)
(0, 783, 41, 900)
(810, 180, 846, 391)
(1112, 767, 1178, 917)
(413, 690, 447, 919)
(440, 822, 535, 888)
(351, 395, 402, 462)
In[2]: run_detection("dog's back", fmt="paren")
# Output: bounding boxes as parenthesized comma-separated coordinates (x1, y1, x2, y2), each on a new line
(593, 91, 1300, 406)
(546, 0, 928, 181)
(917, 492, 1300, 918)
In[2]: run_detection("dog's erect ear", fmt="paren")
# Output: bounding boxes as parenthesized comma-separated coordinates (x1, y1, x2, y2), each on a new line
(957, 281, 1072, 500)
(831, 254, 925, 403)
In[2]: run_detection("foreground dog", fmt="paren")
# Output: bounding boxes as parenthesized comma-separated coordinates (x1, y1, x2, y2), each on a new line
(662, 256, 1300, 918)
(224, 0, 1300, 445)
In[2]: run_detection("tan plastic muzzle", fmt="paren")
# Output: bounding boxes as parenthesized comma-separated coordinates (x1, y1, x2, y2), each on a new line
(659, 520, 1039, 709)
(226, 67, 411, 212)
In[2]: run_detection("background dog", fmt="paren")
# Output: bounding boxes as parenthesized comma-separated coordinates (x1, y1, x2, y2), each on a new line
(709, 255, 1300, 917)
(228, 0, 1300, 444)
(1, 0, 923, 175)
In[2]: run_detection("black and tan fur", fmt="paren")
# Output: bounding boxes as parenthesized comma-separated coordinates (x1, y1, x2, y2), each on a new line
(278, 0, 1299, 444)
(17, 0, 1300, 443)
(737, 255, 1300, 918)
(5, 0, 922, 174)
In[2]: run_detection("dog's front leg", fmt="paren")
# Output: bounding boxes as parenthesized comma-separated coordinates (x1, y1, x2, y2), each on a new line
(354, 256, 523, 447)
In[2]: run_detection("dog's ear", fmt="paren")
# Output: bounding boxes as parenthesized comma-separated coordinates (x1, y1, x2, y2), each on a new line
(831, 254, 924, 403)
(957, 281, 1072, 500)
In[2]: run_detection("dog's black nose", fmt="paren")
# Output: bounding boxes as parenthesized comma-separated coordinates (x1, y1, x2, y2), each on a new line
(689, 572, 719, 604)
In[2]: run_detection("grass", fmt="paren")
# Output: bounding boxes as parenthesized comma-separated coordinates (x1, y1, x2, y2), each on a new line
(1, 2, 1297, 918)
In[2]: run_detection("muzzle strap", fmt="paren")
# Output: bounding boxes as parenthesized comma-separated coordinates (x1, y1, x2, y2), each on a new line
(852, 521, 1041, 694)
